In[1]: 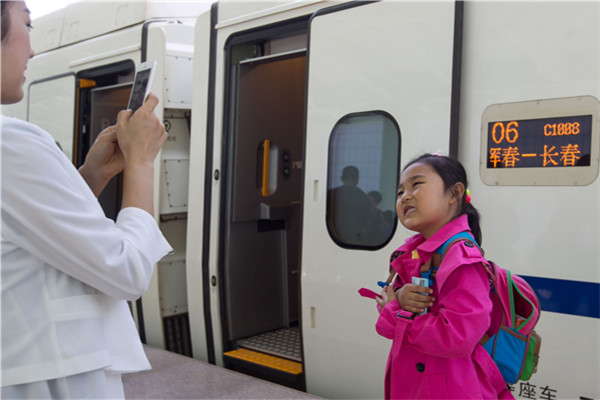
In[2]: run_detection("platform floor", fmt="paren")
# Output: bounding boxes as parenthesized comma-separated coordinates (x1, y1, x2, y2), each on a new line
(123, 345, 321, 399)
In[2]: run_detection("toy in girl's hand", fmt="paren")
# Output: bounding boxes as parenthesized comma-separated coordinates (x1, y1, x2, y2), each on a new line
(358, 287, 381, 299)
(359, 278, 393, 299)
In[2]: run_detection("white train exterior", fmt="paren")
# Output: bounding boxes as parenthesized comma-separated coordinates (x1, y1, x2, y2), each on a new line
(2, 1, 598, 399)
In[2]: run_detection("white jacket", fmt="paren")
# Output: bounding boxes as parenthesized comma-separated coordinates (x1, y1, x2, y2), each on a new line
(1, 116, 172, 386)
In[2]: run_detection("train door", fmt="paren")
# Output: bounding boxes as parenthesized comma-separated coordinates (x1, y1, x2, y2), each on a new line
(74, 62, 135, 220)
(219, 23, 308, 389)
(301, 2, 459, 398)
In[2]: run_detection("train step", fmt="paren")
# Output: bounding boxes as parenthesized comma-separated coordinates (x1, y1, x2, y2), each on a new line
(237, 326, 302, 362)
(223, 348, 305, 391)
(224, 348, 303, 374)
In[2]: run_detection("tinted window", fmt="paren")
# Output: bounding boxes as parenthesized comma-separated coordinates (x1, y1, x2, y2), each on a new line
(326, 112, 400, 248)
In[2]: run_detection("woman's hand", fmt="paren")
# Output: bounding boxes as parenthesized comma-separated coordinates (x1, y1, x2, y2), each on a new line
(396, 283, 434, 314)
(116, 93, 167, 216)
(79, 125, 125, 197)
(116, 93, 166, 167)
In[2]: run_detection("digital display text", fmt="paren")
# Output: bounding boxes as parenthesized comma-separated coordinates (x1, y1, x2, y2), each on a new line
(486, 115, 592, 169)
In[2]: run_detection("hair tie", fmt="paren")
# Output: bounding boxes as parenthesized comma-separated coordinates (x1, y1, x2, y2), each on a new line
(465, 188, 471, 204)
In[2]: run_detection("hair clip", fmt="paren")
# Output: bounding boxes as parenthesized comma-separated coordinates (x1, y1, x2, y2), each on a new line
(465, 188, 472, 204)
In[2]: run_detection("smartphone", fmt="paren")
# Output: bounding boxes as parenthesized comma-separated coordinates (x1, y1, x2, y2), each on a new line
(127, 60, 157, 112)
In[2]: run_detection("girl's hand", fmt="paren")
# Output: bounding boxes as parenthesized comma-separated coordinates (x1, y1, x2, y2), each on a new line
(375, 270, 401, 310)
(376, 284, 397, 310)
(396, 284, 434, 314)
(79, 125, 125, 197)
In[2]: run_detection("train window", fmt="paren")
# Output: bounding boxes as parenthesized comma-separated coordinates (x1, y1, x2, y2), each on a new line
(28, 74, 77, 162)
(326, 111, 400, 249)
(480, 96, 600, 186)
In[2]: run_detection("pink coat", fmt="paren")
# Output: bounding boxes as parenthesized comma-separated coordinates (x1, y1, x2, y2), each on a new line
(376, 215, 513, 399)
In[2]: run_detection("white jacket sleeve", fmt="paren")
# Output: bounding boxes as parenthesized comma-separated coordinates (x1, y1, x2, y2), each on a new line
(1, 117, 172, 301)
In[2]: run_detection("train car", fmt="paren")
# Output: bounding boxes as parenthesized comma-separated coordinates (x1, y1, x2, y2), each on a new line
(186, 1, 599, 399)
(4, 1, 599, 399)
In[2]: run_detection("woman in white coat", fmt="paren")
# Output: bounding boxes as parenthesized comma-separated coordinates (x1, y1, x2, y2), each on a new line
(1, 1, 172, 398)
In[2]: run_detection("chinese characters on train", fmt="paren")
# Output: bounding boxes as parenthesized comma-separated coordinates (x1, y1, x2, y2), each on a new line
(506, 381, 592, 400)
(487, 115, 592, 169)
(507, 382, 558, 399)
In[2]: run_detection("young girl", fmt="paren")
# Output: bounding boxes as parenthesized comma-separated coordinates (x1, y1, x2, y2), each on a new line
(374, 154, 513, 399)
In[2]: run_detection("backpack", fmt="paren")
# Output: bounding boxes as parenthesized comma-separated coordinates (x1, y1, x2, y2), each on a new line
(435, 232, 542, 384)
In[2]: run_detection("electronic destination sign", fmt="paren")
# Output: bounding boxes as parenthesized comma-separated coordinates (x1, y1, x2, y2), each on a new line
(480, 96, 599, 186)
(486, 115, 592, 169)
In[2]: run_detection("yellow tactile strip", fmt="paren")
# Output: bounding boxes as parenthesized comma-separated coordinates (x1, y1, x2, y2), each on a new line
(224, 348, 303, 375)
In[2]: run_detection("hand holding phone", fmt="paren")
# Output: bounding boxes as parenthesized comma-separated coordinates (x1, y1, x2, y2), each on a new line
(127, 60, 157, 112)
(412, 276, 430, 315)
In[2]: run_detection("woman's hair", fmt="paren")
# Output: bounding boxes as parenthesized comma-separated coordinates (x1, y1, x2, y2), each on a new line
(1, 1, 12, 43)
(403, 153, 482, 245)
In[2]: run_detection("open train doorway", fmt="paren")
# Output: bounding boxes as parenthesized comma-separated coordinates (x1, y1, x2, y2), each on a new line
(75, 61, 135, 220)
(219, 23, 308, 390)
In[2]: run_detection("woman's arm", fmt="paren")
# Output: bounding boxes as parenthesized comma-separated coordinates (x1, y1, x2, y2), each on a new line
(78, 94, 166, 212)
(116, 94, 166, 216)
(78, 125, 124, 197)
(1, 114, 171, 301)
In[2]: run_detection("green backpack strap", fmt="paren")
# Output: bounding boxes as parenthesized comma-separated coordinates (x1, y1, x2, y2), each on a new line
(507, 270, 536, 332)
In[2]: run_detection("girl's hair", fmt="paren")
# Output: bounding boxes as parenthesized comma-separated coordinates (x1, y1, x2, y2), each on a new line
(1, 1, 11, 43)
(403, 153, 482, 245)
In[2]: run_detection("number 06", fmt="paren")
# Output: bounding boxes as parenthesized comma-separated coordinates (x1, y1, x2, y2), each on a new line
(492, 121, 519, 144)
